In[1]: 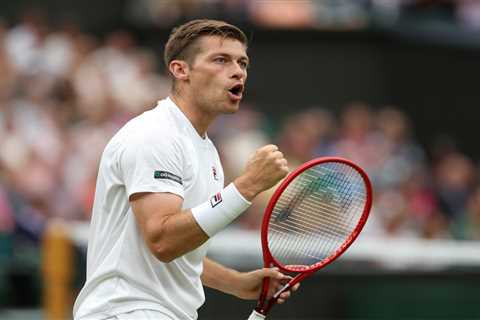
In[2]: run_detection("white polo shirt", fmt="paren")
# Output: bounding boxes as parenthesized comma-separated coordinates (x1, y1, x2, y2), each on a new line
(73, 97, 224, 320)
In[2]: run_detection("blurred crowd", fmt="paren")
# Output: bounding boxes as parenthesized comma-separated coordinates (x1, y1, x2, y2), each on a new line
(0, 12, 171, 252)
(1, 9, 480, 268)
(127, 0, 480, 30)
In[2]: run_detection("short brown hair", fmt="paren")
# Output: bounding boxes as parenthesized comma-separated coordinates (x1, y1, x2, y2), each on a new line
(164, 19, 248, 69)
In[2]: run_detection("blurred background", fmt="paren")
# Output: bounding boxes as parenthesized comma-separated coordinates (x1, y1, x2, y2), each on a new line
(1, 0, 480, 319)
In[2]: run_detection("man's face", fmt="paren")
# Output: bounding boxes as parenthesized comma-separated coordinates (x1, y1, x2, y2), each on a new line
(187, 36, 249, 115)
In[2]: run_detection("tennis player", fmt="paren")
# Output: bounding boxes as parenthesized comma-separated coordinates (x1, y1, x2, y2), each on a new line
(73, 19, 298, 320)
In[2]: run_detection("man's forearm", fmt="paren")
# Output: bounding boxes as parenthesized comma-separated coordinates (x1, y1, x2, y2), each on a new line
(201, 257, 242, 297)
(201, 258, 288, 302)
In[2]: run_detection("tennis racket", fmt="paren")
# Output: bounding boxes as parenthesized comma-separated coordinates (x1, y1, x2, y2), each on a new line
(248, 157, 372, 319)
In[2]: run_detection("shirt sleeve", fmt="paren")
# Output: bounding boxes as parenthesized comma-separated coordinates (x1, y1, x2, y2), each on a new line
(119, 134, 185, 199)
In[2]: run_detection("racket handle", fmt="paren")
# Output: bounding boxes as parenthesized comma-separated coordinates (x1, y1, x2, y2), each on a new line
(248, 310, 266, 320)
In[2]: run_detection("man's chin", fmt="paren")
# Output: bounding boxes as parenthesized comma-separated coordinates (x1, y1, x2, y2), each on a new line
(224, 100, 241, 113)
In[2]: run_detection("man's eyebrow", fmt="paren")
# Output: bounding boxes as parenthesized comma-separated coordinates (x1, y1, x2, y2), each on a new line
(211, 52, 249, 63)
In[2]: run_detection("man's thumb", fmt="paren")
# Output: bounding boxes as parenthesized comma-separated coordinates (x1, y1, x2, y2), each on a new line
(262, 267, 285, 280)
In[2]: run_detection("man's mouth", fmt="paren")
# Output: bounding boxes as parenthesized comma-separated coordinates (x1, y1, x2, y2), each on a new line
(227, 84, 244, 101)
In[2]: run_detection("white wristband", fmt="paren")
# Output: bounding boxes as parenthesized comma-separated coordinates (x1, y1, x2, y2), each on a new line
(191, 183, 251, 237)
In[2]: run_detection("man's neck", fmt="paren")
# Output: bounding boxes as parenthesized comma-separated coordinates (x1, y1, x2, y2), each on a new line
(169, 93, 214, 138)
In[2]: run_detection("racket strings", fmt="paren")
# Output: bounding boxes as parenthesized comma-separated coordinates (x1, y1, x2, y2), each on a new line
(268, 163, 367, 267)
(284, 166, 362, 262)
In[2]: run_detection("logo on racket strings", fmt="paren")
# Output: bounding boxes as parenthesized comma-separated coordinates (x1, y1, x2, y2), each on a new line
(275, 173, 339, 222)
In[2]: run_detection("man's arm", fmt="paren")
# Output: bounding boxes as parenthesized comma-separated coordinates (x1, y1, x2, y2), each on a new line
(201, 257, 298, 304)
(130, 192, 208, 263)
(200, 257, 241, 296)
(130, 144, 289, 263)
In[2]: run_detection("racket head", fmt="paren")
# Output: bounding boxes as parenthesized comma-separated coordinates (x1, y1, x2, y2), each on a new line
(261, 157, 372, 274)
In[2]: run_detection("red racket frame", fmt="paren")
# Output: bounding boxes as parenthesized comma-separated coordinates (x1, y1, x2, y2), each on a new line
(255, 157, 373, 315)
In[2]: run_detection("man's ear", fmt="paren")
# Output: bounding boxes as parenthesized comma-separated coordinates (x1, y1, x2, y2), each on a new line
(169, 60, 190, 81)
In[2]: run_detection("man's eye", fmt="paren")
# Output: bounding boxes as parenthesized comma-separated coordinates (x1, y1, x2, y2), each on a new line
(215, 57, 226, 63)
(239, 61, 248, 69)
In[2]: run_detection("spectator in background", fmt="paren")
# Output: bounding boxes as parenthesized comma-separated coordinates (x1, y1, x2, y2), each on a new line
(248, 0, 316, 29)
(0, 20, 16, 99)
(40, 20, 81, 79)
(277, 109, 329, 169)
(374, 169, 446, 239)
(311, 108, 336, 157)
(313, 0, 370, 29)
(451, 185, 480, 240)
(375, 106, 426, 190)
(0, 178, 15, 234)
(85, 30, 138, 114)
(434, 151, 476, 222)
(126, 0, 223, 28)
(113, 48, 170, 114)
(456, 0, 480, 29)
(330, 102, 383, 174)
(4, 9, 50, 76)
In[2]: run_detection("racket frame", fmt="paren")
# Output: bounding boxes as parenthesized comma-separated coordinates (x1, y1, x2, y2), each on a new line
(256, 157, 373, 315)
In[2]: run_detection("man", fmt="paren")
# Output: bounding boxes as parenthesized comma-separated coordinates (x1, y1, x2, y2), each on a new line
(73, 19, 297, 320)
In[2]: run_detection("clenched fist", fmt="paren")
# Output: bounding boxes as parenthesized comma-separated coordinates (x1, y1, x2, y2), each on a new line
(234, 145, 289, 201)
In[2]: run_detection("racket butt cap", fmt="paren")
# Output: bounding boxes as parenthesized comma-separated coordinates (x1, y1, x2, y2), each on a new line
(248, 310, 266, 320)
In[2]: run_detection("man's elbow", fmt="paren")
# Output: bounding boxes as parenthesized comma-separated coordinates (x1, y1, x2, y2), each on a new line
(145, 219, 179, 263)
(150, 243, 178, 263)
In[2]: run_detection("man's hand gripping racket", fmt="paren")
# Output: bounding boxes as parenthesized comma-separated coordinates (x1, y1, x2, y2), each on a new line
(248, 157, 373, 319)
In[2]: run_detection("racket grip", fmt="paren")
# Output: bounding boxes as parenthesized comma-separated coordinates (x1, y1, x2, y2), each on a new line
(247, 310, 266, 320)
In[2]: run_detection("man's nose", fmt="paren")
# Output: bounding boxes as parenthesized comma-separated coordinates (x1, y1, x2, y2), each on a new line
(231, 62, 246, 80)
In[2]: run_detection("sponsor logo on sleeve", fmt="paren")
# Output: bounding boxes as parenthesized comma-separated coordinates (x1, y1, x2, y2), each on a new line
(210, 192, 222, 208)
(154, 170, 183, 185)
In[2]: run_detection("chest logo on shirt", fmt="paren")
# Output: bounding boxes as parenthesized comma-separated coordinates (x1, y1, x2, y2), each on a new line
(212, 166, 219, 181)
(210, 192, 222, 208)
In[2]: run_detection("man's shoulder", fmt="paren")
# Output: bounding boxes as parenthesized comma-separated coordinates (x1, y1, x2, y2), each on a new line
(120, 107, 183, 143)
(110, 113, 191, 165)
